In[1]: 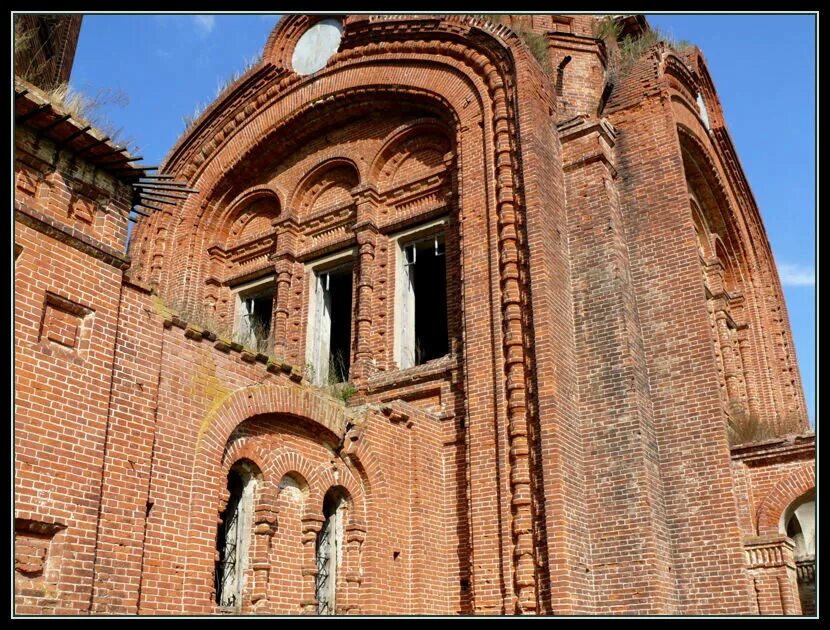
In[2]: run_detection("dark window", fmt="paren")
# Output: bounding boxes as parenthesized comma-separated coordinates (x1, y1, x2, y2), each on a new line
(400, 232, 448, 367)
(215, 469, 244, 608)
(309, 264, 353, 384)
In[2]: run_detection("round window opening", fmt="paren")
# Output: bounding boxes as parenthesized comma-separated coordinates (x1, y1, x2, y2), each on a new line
(291, 18, 343, 76)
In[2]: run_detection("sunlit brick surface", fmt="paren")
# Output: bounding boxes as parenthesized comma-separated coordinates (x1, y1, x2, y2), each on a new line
(15, 14, 813, 616)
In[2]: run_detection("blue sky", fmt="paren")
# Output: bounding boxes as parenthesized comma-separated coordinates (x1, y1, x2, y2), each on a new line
(68, 13, 816, 425)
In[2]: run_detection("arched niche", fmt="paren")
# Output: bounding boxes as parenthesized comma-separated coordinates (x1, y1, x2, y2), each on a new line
(291, 159, 360, 218)
(371, 122, 452, 193)
(279, 471, 310, 504)
(780, 488, 816, 615)
(680, 126, 759, 427)
(214, 187, 282, 250)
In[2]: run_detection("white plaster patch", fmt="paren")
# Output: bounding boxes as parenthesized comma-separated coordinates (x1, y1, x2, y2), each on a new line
(291, 18, 343, 76)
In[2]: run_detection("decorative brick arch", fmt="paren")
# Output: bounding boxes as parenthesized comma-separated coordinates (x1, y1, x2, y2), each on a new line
(756, 463, 816, 535)
(678, 119, 808, 429)
(287, 157, 360, 216)
(182, 384, 357, 609)
(158, 15, 555, 613)
(308, 462, 366, 522)
(369, 119, 453, 192)
(213, 185, 282, 244)
(220, 438, 271, 479)
(196, 384, 353, 460)
(269, 449, 319, 495)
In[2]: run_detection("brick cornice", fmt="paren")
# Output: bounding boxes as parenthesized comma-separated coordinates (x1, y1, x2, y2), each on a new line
(730, 433, 815, 465)
(14, 201, 130, 270)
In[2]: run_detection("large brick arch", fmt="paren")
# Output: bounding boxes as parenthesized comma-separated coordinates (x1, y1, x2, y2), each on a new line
(756, 463, 816, 535)
(181, 383, 358, 609)
(156, 15, 556, 613)
(195, 383, 354, 467)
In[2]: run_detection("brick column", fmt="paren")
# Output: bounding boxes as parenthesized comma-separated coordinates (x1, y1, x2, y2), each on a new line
(744, 535, 800, 615)
(350, 184, 380, 391)
(272, 217, 299, 359)
(249, 482, 278, 611)
(300, 514, 324, 615)
(560, 116, 677, 612)
(337, 519, 366, 615)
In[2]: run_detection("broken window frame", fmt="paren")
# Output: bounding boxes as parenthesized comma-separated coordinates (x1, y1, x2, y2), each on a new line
(315, 488, 348, 615)
(215, 463, 258, 610)
(231, 275, 275, 353)
(393, 217, 449, 370)
(305, 249, 356, 386)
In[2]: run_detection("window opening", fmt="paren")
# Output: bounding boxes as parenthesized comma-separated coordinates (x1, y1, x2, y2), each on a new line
(398, 229, 448, 368)
(308, 263, 353, 385)
(233, 276, 274, 353)
(315, 489, 347, 615)
(214, 466, 256, 609)
(782, 490, 816, 616)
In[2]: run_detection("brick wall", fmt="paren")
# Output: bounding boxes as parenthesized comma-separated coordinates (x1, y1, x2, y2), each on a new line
(15, 14, 814, 616)
(14, 119, 131, 614)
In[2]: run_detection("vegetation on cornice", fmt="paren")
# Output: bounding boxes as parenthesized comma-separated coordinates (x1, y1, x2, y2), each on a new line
(151, 293, 357, 405)
(726, 400, 806, 446)
(593, 17, 693, 85)
(470, 14, 552, 75)
(14, 17, 139, 154)
(182, 55, 261, 132)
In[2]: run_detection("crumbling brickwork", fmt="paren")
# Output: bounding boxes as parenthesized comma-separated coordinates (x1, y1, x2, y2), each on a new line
(15, 14, 814, 616)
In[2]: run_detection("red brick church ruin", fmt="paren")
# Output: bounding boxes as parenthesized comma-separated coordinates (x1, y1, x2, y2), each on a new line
(14, 14, 815, 615)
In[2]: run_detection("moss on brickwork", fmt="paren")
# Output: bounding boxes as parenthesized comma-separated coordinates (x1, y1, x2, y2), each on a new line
(191, 348, 232, 446)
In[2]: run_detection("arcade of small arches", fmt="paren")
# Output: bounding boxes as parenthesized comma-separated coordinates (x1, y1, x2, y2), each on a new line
(679, 125, 805, 437)
(207, 411, 370, 615)
(134, 111, 460, 387)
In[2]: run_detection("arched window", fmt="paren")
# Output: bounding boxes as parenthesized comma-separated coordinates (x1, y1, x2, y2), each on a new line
(781, 489, 816, 615)
(215, 463, 258, 609)
(315, 487, 349, 615)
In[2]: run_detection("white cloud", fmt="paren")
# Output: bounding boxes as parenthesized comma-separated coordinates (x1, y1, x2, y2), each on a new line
(193, 15, 216, 35)
(778, 262, 815, 287)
